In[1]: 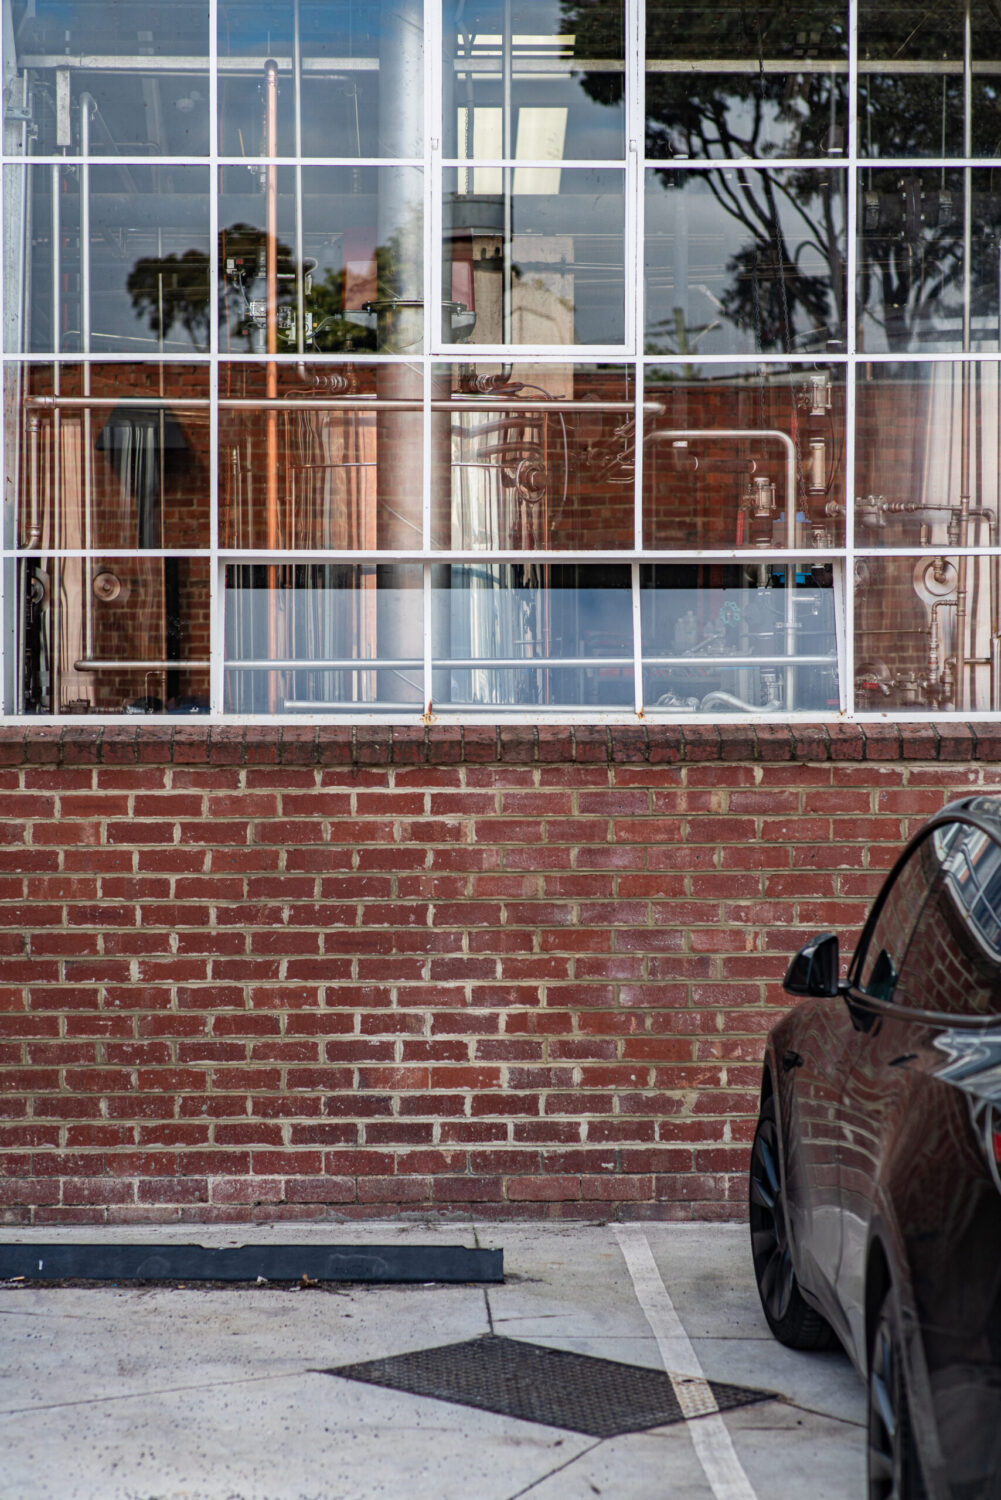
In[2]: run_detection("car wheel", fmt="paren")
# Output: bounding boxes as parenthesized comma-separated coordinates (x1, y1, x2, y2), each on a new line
(749, 1092, 837, 1349)
(868, 1292, 926, 1500)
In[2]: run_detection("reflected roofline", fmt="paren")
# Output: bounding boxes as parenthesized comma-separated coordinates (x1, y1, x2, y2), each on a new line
(930, 795, 1001, 844)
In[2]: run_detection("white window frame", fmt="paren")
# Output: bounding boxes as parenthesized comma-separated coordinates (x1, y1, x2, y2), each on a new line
(3, 0, 1001, 723)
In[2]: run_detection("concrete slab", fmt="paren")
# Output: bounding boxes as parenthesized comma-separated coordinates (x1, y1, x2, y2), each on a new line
(0, 1220, 867, 1500)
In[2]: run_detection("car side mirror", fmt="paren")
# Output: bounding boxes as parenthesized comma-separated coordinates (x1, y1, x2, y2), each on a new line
(783, 932, 840, 998)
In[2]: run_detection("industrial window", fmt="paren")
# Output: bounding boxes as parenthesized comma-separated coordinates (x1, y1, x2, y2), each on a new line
(1, 1, 999, 721)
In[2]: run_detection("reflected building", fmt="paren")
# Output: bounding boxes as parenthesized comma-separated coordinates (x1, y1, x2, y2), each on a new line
(3, 1, 1001, 720)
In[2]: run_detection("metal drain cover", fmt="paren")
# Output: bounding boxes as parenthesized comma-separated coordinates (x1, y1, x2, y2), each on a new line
(323, 1335, 773, 1437)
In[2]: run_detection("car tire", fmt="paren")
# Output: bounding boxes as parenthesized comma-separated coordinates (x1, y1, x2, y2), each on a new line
(749, 1091, 837, 1349)
(868, 1291, 927, 1500)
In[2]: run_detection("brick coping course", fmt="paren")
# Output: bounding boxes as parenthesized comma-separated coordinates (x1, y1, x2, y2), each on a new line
(0, 722, 997, 766)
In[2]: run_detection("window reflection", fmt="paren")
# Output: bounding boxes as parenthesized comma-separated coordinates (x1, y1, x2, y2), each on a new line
(645, 167, 847, 356)
(859, 1, 1001, 158)
(443, 168, 626, 346)
(855, 554, 1001, 713)
(644, 364, 845, 550)
(6, 364, 210, 553)
(432, 564, 633, 708)
(432, 364, 635, 550)
(645, 1, 848, 160)
(219, 0, 420, 159)
(443, 0, 625, 162)
(8, 0, 210, 157)
(218, 166, 424, 355)
(225, 563, 422, 712)
(8, 166, 211, 356)
(641, 562, 839, 713)
(19, 556, 210, 716)
(855, 363, 1000, 549)
(857, 171, 1001, 353)
(219, 363, 422, 551)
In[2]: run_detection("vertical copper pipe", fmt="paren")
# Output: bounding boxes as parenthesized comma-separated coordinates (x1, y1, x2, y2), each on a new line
(264, 60, 281, 708)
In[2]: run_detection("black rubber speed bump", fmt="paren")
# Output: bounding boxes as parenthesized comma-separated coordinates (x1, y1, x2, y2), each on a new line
(323, 1334, 773, 1436)
(0, 1242, 501, 1284)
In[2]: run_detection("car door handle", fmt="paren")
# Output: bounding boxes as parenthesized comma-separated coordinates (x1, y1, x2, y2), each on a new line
(782, 1050, 803, 1072)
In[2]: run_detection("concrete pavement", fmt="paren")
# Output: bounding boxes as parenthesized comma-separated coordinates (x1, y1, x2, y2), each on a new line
(0, 1221, 865, 1500)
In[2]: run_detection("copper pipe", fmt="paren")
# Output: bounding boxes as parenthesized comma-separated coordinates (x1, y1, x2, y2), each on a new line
(24, 414, 42, 549)
(264, 59, 281, 709)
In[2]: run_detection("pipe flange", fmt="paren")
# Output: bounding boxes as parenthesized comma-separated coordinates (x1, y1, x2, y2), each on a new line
(913, 557, 958, 605)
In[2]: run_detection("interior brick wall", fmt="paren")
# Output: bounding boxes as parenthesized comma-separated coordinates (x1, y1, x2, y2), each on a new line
(1, 721, 998, 1226)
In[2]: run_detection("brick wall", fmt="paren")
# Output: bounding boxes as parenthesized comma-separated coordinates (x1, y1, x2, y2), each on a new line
(2, 721, 998, 1226)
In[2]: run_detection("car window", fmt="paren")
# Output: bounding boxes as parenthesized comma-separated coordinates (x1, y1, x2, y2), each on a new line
(856, 833, 941, 1000)
(895, 824, 1001, 1017)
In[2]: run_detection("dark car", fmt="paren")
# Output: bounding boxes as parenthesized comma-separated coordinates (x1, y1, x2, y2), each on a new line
(750, 795, 1001, 1500)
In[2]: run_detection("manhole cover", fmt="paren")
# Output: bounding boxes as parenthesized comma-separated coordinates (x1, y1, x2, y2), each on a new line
(323, 1334, 773, 1437)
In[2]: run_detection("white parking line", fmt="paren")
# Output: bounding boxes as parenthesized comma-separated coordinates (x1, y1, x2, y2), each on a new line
(614, 1226, 760, 1500)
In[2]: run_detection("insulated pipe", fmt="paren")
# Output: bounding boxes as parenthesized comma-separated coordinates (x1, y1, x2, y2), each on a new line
(649, 429, 798, 549)
(74, 658, 211, 670)
(995, 351, 1001, 709)
(698, 689, 782, 713)
(264, 57, 280, 539)
(51, 165, 62, 704)
(24, 414, 41, 549)
(80, 94, 95, 684)
(955, 0, 974, 709)
(292, 0, 305, 355)
(228, 653, 835, 670)
(375, 0, 427, 707)
(263, 59, 281, 709)
(651, 427, 800, 708)
(51, 163, 60, 356)
(27, 397, 660, 413)
(502, 0, 514, 343)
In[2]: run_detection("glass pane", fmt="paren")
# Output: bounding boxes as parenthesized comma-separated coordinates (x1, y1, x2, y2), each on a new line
(641, 560, 840, 713)
(224, 563, 423, 712)
(443, 0, 625, 161)
(857, 170, 1001, 354)
(431, 363, 635, 549)
(854, 554, 1001, 713)
(18, 555, 210, 715)
(219, 165, 424, 355)
(5, 0, 210, 157)
(903, 827, 1001, 1015)
(856, 363, 1000, 548)
(644, 167, 846, 356)
(5, 165, 211, 356)
(856, 835, 938, 996)
(5, 363, 210, 551)
(442, 167, 626, 346)
(432, 563, 633, 708)
(219, 362, 422, 550)
(218, 0, 422, 158)
(644, 363, 845, 549)
(859, 1, 1001, 158)
(645, 1, 848, 160)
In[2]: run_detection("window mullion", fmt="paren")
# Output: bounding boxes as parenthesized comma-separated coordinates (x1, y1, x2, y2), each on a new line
(845, 0, 859, 717)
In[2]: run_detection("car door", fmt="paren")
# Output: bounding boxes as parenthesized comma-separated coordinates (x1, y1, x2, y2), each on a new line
(831, 829, 944, 1365)
(780, 988, 858, 1315)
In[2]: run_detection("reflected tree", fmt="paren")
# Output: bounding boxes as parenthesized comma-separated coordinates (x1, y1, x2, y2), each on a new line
(564, 1, 847, 353)
(127, 216, 422, 353)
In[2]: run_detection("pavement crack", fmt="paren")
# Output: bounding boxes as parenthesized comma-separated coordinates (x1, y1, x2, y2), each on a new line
(483, 1286, 495, 1334)
(0, 1371, 303, 1418)
(777, 1397, 865, 1429)
(503, 1438, 606, 1499)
